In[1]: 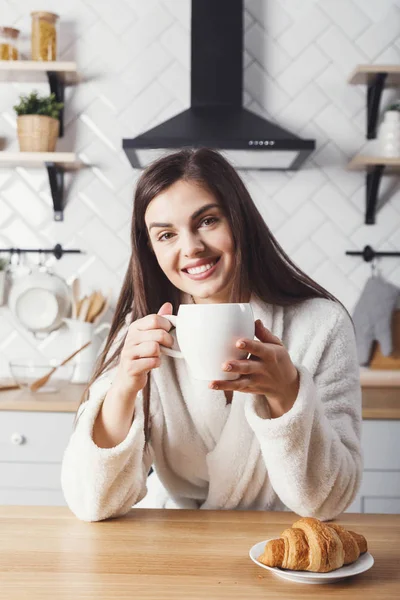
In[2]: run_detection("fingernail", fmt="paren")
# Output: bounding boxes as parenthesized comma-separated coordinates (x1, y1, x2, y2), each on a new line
(223, 363, 232, 372)
(210, 383, 218, 390)
(237, 340, 246, 349)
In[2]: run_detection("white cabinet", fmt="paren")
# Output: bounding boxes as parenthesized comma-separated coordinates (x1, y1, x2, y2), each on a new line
(0, 411, 74, 506)
(346, 420, 400, 515)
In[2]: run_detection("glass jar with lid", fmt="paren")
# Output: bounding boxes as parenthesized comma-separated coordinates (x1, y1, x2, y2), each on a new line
(0, 27, 20, 60)
(31, 11, 59, 61)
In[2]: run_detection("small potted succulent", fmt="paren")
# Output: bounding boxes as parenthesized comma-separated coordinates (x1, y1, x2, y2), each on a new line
(0, 257, 7, 305)
(378, 101, 400, 157)
(13, 90, 63, 152)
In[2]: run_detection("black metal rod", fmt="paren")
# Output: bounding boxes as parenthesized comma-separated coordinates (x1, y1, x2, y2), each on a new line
(346, 245, 400, 262)
(0, 244, 83, 260)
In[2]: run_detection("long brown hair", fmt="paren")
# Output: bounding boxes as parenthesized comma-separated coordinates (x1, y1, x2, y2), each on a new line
(79, 148, 342, 440)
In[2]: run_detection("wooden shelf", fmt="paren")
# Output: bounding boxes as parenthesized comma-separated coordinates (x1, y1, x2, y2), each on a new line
(0, 152, 83, 220)
(0, 61, 79, 84)
(347, 66, 400, 224)
(348, 64, 400, 86)
(0, 151, 81, 169)
(348, 155, 400, 171)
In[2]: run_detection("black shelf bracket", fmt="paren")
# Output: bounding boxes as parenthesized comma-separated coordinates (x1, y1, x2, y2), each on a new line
(365, 164, 385, 225)
(367, 72, 387, 139)
(45, 162, 64, 221)
(46, 71, 65, 137)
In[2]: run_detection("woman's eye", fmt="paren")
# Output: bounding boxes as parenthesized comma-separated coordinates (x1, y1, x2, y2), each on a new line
(158, 232, 174, 242)
(200, 217, 218, 227)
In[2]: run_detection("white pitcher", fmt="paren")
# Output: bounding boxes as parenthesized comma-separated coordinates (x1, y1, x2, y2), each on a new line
(62, 318, 111, 383)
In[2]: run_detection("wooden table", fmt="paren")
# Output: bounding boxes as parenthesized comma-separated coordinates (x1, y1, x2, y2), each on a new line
(0, 507, 399, 599)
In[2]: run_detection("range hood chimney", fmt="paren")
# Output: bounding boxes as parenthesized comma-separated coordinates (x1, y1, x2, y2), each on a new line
(123, 0, 315, 170)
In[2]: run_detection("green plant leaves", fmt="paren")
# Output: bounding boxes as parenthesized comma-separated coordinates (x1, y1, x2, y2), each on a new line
(13, 90, 64, 119)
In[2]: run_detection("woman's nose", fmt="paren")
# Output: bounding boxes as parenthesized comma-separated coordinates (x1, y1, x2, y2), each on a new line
(182, 232, 205, 256)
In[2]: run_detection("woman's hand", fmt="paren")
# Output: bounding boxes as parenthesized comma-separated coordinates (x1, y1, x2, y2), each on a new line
(112, 302, 174, 401)
(209, 319, 300, 418)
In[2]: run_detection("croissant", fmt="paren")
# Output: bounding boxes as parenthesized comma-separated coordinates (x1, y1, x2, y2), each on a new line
(258, 517, 368, 573)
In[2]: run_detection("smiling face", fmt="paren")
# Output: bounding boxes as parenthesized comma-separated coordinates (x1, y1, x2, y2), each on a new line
(145, 179, 236, 304)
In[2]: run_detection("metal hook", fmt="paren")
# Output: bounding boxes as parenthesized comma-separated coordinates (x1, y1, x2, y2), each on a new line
(371, 257, 378, 277)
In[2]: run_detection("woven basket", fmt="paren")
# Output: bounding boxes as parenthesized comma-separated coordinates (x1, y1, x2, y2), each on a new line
(17, 115, 59, 152)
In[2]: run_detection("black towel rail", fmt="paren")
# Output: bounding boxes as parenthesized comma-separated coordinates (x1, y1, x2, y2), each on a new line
(346, 245, 400, 262)
(0, 244, 84, 260)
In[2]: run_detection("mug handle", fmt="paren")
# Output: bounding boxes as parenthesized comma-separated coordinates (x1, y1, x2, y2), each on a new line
(159, 314, 183, 358)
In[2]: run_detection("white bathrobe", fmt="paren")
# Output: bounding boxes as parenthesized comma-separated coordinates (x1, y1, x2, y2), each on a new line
(61, 296, 362, 522)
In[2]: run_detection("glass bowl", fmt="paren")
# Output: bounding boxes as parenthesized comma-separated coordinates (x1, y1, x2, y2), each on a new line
(9, 359, 75, 393)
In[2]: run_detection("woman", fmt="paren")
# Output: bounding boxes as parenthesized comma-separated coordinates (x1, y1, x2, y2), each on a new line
(61, 148, 362, 522)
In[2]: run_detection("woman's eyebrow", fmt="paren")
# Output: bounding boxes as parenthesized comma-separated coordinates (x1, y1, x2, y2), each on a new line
(148, 203, 219, 231)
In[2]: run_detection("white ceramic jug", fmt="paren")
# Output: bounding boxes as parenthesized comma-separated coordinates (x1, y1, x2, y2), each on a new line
(62, 318, 111, 383)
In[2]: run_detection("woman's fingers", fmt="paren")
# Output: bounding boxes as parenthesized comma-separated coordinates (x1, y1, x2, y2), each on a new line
(126, 356, 161, 375)
(135, 313, 172, 332)
(222, 359, 261, 375)
(209, 377, 252, 392)
(132, 328, 174, 348)
(128, 340, 161, 360)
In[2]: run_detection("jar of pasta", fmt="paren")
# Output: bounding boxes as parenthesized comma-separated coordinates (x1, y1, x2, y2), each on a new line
(31, 11, 59, 61)
(0, 27, 20, 60)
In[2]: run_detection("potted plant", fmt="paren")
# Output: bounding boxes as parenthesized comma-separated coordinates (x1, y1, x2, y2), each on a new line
(378, 101, 400, 158)
(0, 257, 7, 305)
(13, 91, 64, 152)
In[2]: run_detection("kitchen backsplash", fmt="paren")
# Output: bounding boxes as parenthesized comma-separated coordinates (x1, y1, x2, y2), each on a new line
(0, 0, 400, 377)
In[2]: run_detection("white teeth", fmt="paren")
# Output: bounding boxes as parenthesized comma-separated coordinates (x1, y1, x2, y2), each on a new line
(187, 261, 216, 275)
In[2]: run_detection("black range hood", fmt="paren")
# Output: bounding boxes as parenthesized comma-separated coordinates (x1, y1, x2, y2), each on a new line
(123, 0, 315, 170)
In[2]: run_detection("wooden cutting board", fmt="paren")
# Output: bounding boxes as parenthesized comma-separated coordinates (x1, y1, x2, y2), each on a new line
(370, 310, 400, 369)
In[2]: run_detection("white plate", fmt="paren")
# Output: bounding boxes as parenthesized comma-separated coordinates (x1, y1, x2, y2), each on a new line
(249, 539, 374, 584)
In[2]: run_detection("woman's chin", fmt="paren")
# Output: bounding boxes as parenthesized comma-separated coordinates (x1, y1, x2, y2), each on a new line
(189, 282, 232, 303)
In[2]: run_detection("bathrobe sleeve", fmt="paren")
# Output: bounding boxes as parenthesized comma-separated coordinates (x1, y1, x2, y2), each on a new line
(61, 370, 155, 522)
(244, 307, 363, 520)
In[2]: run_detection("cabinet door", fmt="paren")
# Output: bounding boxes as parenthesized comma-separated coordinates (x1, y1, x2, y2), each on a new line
(362, 421, 400, 470)
(345, 420, 400, 514)
(364, 497, 400, 514)
(0, 411, 74, 462)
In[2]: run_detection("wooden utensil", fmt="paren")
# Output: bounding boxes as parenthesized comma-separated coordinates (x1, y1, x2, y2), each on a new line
(76, 295, 86, 319)
(86, 291, 104, 323)
(78, 296, 90, 322)
(71, 278, 80, 319)
(93, 291, 111, 324)
(0, 383, 20, 391)
(29, 341, 92, 393)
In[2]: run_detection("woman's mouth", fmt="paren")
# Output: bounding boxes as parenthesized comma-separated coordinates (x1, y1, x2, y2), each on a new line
(182, 257, 221, 280)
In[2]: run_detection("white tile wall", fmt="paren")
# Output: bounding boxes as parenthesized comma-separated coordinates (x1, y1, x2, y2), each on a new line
(0, 0, 399, 376)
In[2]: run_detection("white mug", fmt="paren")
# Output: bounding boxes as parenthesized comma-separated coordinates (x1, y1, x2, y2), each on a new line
(160, 303, 255, 381)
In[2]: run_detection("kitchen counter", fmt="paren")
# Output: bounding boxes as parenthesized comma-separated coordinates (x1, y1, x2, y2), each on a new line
(0, 383, 399, 419)
(0, 506, 398, 600)
(0, 383, 86, 412)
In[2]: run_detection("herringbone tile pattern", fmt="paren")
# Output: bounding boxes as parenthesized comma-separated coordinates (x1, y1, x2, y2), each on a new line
(0, 0, 399, 375)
